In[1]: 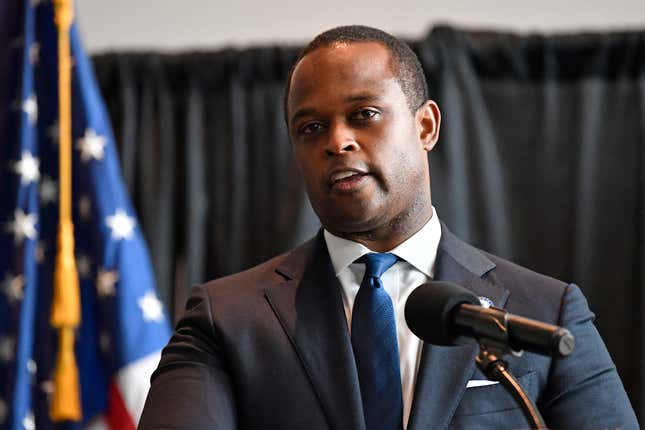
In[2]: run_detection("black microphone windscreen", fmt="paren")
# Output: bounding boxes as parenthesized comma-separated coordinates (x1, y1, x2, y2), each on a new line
(405, 282, 480, 346)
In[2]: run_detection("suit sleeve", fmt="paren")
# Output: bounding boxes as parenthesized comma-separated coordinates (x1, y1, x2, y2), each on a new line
(539, 283, 638, 430)
(138, 285, 237, 430)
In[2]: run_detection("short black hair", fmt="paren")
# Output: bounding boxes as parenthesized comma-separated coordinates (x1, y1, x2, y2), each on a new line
(283, 25, 429, 125)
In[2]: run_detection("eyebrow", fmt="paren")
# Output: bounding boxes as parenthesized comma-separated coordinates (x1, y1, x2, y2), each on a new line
(289, 93, 383, 127)
(344, 94, 381, 104)
(290, 108, 316, 127)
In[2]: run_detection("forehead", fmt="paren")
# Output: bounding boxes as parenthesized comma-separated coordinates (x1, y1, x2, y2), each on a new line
(287, 42, 399, 119)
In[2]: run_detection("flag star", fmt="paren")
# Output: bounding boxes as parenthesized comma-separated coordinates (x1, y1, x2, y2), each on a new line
(2, 273, 25, 303)
(27, 358, 37, 374)
(29, 42, 39, 65)
(96, 269, 118, 298)
(78, 195, 92, 220)
(77, 254, 91, 279)
(21, 94, 37, 125)
(0, 397, 6, 425)
(138, 292, 164, 322)
(40, 176, 57, 205)
(0, 336, 15, 363)
(105, 209, 135, 240)
(7, 209, 38, 244)
(23, 411, 35, 430)
(13, 151, 40, 184)
(76, 128, 107, 162)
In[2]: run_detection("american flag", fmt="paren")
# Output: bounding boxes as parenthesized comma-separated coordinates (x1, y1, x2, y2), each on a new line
(0, 1, 171, 429)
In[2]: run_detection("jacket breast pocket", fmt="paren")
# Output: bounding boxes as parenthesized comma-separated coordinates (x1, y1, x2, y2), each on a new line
(454, 371, 537, 417)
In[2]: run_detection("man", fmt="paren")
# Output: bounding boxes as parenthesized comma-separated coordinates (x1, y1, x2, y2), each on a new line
(138, 26, 638, 429)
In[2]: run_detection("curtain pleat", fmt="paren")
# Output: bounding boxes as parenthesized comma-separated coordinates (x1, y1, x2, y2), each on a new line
(154, 67, 176, 311)
(185, 78, 207, 300)
(116, 57, 137, 191)
(205, 78, 231, 279)
(92, 27, 645, 418)
(227, 74, 249, 272)
(638, 79, 645, 418)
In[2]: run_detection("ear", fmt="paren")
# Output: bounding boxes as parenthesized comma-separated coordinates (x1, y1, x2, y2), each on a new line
(415, 100, 441, 152)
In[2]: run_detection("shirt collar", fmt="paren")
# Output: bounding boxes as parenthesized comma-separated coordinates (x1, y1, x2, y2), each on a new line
(323, 206, 442, 278)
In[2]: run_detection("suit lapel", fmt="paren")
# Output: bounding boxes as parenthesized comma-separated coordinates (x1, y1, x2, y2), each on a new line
(408, 224, 510, 430)
(264, 233, 365, 430)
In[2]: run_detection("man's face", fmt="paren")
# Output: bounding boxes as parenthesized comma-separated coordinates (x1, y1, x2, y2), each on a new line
(287, 42, 439, 242)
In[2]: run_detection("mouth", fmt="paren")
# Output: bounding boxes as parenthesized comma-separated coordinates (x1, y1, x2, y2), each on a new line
(328, 169, 369, 192)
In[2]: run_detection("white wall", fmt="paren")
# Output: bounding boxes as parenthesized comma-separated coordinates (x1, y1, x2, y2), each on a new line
(77, 0, 645, 53)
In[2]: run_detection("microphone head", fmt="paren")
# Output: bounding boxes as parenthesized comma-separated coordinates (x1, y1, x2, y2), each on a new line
(405, 281, 480, 346)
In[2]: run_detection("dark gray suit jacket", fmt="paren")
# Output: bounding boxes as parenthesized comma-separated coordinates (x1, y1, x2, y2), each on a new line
(139, 225, 638, 429)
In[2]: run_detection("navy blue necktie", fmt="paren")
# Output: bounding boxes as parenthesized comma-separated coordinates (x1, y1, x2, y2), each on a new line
(351, 253, 403, 430)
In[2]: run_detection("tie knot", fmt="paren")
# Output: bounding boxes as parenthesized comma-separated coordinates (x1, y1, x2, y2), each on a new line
(357, 253, 398, 279)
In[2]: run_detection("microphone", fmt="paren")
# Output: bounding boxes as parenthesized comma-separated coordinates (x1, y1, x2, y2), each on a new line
(404, 282, 575, 357)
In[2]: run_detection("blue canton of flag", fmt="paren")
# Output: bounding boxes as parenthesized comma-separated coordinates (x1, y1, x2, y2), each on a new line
(0, 1, 171, 429)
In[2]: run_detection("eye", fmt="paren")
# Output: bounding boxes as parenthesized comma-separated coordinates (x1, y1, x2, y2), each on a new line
(351, 108, 380, 121)
(298, 121, 326, 135)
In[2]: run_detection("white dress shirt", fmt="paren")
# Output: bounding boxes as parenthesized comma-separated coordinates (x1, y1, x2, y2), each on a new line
(323, 208, 442, 429)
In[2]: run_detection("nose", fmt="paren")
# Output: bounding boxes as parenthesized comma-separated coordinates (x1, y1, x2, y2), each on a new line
(325, 122, 359, 156)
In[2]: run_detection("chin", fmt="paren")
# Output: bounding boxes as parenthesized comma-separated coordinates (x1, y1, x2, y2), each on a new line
(321, 207, 387, 235)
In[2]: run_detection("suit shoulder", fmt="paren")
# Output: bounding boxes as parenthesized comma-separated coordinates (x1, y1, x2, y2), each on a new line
(199, 237, 316, 298)
(485, 251, 568, 289)
(483, 251, 572, 321)
(440, 223, 572, 319)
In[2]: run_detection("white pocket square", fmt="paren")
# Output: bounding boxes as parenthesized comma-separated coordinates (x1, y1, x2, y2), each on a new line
(466, 379, 500, 388)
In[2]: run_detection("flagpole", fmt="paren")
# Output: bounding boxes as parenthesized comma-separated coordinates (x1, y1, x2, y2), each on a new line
(50, 0, 82, 421)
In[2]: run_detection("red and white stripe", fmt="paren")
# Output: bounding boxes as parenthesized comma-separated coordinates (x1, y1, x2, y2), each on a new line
(84, 352, 161, 430)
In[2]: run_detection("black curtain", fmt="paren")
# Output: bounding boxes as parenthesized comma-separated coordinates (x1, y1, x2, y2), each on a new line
(92, 26, 645, 419)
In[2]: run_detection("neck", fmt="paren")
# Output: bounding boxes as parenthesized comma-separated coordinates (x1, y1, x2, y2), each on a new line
(331, 198, 434, 252)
